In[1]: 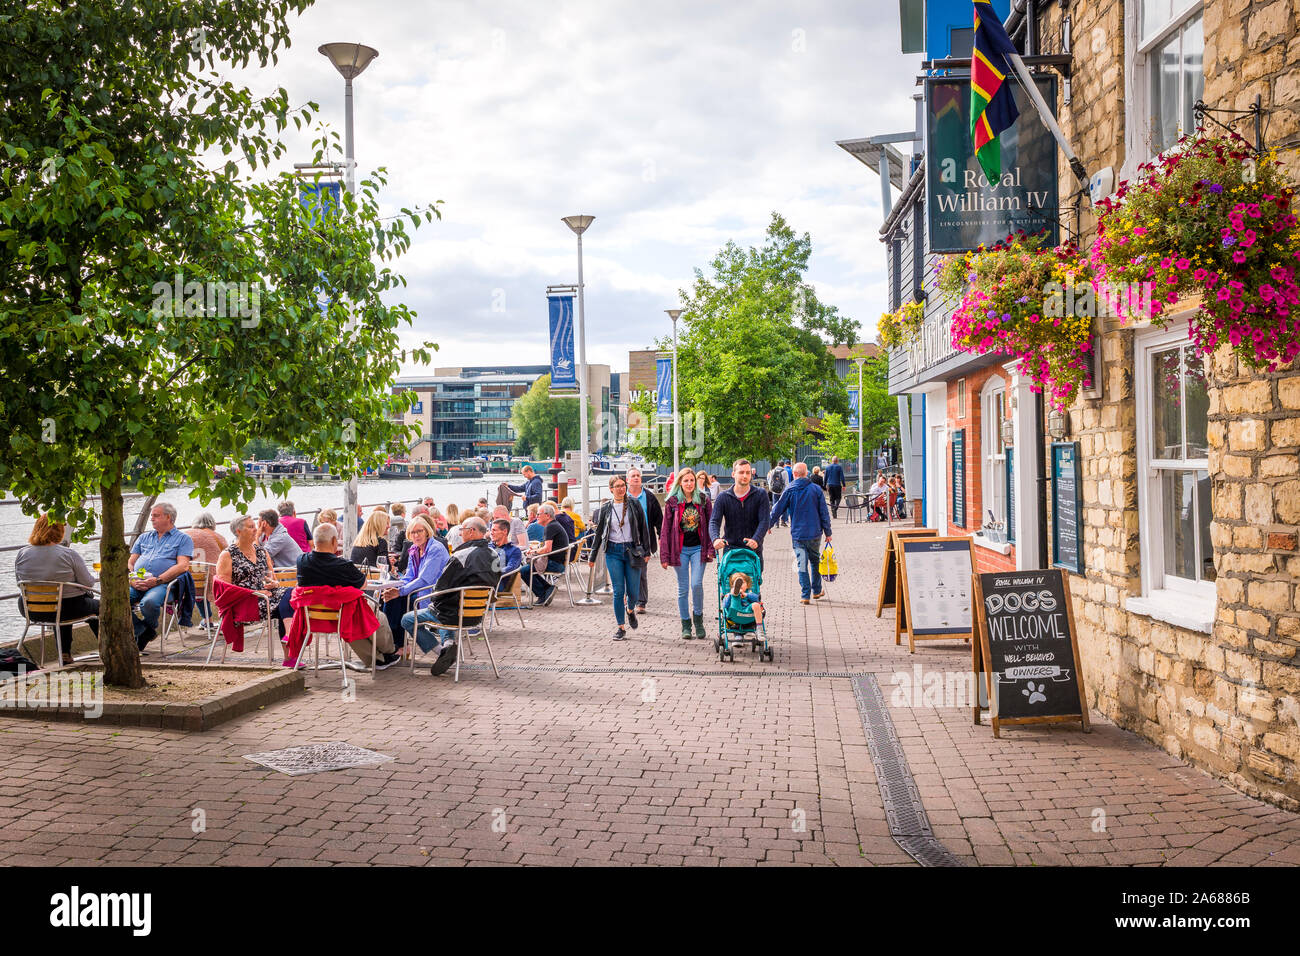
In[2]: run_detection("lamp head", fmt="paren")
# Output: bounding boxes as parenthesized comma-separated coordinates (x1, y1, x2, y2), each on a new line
(318, 43, 379, 80)
(665, 309, 682, 322)
(562, 215, 595, 235)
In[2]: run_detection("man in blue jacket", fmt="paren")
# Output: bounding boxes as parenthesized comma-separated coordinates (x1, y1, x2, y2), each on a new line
(824, 456, 846, 518)
(507, 465, 544, 510)
(768, 462, 833, 604)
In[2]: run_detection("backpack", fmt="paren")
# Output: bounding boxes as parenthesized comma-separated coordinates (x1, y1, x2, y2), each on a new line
(0, 646, 38, 674)
(768, 468, 786, 496)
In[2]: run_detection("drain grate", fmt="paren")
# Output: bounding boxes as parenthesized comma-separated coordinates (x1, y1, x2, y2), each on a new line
(853, 675, 964, 867)
(244, 741, 395, 776)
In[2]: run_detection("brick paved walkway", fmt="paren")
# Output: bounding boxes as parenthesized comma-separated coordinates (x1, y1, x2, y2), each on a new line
(2, 517, 1298, 866)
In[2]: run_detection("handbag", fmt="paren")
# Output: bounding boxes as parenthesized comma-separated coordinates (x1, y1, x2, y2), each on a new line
(819, 543, 839, 582)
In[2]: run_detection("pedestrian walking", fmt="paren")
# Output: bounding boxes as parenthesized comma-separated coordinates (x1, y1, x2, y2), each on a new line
(625, 467, 663, 614)
(768, 461, 833, 604)
(660, 467, 715, 639)
(709, 458, 771, 567)
(824, 456, 846, 519)
(766, 461, 788, 526)
(589, 475, 651, 641)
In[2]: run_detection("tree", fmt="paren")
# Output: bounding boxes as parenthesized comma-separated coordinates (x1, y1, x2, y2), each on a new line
(815, 354, 898, 468)
(811, 412, 858, 465)
(662, 213, 860, 465)
(510, 374, 593, 460)
(0, 1, 438, 686)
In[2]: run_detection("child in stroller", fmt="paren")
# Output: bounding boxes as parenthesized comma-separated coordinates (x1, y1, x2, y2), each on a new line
(723, 572, 764, 630)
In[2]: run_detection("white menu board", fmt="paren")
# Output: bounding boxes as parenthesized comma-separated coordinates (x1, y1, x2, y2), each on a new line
(901, 538, 974, 635)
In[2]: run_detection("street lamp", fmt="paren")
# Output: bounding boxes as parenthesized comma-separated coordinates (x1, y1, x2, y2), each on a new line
(562, 215, 594, 519)
(854, 356, 866, 492)
(665, 309, 682, 475)
(319, 41, 378, 556)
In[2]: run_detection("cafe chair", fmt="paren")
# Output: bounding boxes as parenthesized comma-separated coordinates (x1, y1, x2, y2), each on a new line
(14, 580, 99, 670)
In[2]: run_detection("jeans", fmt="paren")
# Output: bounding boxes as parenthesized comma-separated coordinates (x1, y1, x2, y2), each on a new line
(604, 543, 641, 627)
(384, 596, 419, 649)
(523, 559, 564, 600)
(129, 583, 170, 645)
(674, 545, 704, 618)
(793, 537, 823, 600)
(403, 608, 454, 653)
(637, 561, 649, 607)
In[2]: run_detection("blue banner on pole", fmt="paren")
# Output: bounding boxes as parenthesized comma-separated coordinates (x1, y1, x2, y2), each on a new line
(847, 388, 860, 429)
(656, 357, 673, 417)
(548, 296, 577, 389)
(299, 183, 342, 319)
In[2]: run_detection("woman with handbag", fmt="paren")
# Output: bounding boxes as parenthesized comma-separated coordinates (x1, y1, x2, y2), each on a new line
(660, 467, 715, 639)
(588, 474, 651, 641)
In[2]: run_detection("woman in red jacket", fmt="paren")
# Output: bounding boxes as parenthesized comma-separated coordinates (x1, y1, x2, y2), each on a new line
(660, 467, 715, 640)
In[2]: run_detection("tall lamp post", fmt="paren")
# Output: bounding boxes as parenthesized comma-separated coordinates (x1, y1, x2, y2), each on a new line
(665, 309, 681, 474)
(319, 41, 378, 556)
(562, 215, 594, 519)
(854, 356, 866, 492)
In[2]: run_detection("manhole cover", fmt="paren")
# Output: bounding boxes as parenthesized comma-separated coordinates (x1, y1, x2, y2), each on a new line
(243, 741, 394, 776)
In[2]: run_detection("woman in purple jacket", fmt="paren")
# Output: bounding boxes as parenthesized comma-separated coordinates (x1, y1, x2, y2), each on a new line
(379, 516, 448, 656)
(660, 468, 715, 640)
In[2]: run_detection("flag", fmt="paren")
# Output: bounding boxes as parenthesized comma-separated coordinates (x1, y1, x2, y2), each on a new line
(547, 295, 577, 389)
(970, 0, 1020, 183)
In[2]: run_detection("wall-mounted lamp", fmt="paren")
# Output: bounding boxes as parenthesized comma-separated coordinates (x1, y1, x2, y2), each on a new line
(1047, 407, 1067, 440)
(1000, 417, 1015, 447)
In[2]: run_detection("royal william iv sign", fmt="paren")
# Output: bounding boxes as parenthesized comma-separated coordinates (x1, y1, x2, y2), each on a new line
(924, 75, 1059, 253)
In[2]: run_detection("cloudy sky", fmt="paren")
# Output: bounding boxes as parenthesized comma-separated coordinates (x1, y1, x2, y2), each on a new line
(234, 0, 924, 374)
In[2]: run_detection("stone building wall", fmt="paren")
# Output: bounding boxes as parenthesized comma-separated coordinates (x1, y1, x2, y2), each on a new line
(1027, 0, 1300, 808)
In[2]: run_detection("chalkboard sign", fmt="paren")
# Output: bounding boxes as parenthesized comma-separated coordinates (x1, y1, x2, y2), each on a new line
(971, 568, 1089, 736)
(1051, 442, 1083, 573)
(1005, 447, 1015, 543)
(897, 536, 975, 653)
(951, 429, 966, 529)
(876, 528, 939, 644)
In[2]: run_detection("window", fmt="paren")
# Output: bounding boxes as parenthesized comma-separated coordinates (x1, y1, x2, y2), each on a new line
(1135, 325, 1214, 610)
(1139, 1, 1204, 157)
(957, 378, 966, 419)
(982, 379, 1008, 532)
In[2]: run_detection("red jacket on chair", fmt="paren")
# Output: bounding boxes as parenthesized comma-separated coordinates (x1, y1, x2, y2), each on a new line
(285, 585, 379, 663)
(211, 577, 265, 652)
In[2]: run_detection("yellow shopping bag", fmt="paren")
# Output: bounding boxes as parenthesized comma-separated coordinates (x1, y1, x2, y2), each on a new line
(819, 543, 838, 582)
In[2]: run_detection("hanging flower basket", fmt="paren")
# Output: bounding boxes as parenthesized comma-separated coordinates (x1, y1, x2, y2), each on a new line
(937, 233, 1096, 408)
(1092, 129, 1300, 371)
(878, 299, 925, 349)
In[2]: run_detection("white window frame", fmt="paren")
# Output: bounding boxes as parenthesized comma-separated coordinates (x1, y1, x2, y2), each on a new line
(1130, 320, 1215, 631)
(981, 377, 1008, 531)
(1121, 0, 1205, 181)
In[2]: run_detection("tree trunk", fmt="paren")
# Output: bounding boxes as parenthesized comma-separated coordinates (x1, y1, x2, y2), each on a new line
(98, 465, 145, 688)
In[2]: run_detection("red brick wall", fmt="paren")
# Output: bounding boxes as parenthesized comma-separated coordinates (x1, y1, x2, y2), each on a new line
(942, 367, 1017, 574)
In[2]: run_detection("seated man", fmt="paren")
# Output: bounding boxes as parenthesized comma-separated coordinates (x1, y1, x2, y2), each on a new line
(491, 505, 530, 551)
(295, 523, 401, 669)
(403, 517, 499, 676)
(867, 473, 890, 521)
(277, 501, 312, 553)
(129, 502, 193, 650)
(259, 509, 303, 567)
(520, 504, 570, 606)
(489, 518, 523, 577)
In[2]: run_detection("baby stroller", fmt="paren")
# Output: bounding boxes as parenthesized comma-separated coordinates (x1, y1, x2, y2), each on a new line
(714, 546, 772, 663)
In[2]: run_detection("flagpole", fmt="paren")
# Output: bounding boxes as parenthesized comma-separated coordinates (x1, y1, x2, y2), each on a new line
(1005, 53, 1089, 187)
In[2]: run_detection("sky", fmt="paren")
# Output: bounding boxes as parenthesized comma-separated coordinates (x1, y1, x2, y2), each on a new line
(231, 0, 924, 374)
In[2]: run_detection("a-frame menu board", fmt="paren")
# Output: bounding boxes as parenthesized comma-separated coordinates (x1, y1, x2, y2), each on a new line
(896, 536, 975, 654)
(876, 528, 940, 645)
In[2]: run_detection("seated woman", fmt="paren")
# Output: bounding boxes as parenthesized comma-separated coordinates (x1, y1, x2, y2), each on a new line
(350, 508, 390, 569)
(378, 516, 448, 657)
(560, 497, 586, 539)
(214, 514, 291, 640)
(14, 514, 100, 666)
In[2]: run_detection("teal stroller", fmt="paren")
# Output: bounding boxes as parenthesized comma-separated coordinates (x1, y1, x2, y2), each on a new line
(714, 546, 772, 662)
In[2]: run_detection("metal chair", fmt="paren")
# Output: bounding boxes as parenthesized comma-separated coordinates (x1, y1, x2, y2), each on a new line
(158, 565, 212, 655)
(534, 539, 582, 607)
(841, 492, 864, 524)
(299, 599, 376, 690)
(14, 581, 99, 669)
(417, 585, 499, 683)
(488, 569, 526, 632)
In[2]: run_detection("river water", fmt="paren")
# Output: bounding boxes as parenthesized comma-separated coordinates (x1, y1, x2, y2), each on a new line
(0, 475, 620, 639)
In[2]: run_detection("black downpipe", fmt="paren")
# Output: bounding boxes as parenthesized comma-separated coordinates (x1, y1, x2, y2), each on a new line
(1036, 391, 1049, 569)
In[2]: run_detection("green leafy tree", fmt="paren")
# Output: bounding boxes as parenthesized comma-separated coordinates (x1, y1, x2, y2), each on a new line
(665, 213, 860, 465)
(811, 412, 859, 465)
(510, 374, 594, 460)
(814, 354, 898, 468)
(0, 1, 438, 686)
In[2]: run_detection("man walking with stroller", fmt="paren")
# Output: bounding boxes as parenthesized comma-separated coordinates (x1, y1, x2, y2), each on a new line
(768, 462, 833, 605)
(709, 458, 771, 567)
